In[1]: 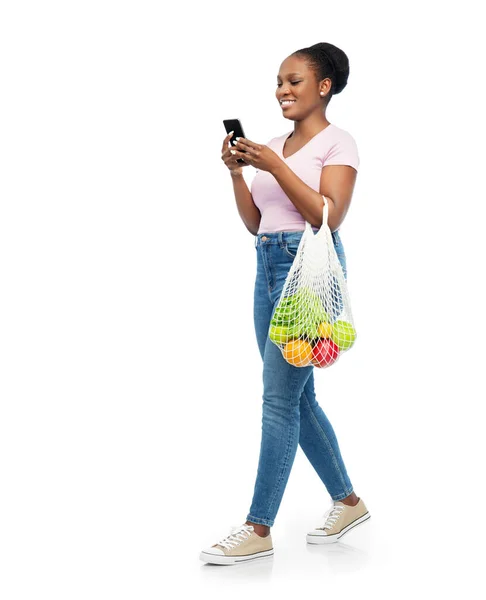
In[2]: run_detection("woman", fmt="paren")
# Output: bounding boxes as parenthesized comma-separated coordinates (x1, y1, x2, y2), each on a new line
(200, 42, 370, 566)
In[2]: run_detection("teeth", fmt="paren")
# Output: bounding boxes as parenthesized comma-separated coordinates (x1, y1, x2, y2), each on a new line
(281, 100, 295, 105)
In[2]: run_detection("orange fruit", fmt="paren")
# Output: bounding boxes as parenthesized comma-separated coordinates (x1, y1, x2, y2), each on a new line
(283, 339, 313, 367)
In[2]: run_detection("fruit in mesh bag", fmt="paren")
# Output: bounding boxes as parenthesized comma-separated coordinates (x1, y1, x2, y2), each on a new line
(271, 305, 297, 325)
(291, 289, 329, 321)
(269, 323, 302, 344)
(291, 288, 329, 319)
(311, 338, 340, 367)
(283, 339, 313, 367)
(317, 322, 333, 338)
(297, 303, 329, 342)
(299, 321, 320, 342)
(271, 288, 333, 348)
(331, 320, 357, 351)
(269, 303, 301, 344)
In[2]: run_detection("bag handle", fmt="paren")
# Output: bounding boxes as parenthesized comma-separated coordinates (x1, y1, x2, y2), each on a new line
(305, 196, 329, 233)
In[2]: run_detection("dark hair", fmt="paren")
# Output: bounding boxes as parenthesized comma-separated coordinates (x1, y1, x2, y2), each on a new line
(291, 42, 350, 101)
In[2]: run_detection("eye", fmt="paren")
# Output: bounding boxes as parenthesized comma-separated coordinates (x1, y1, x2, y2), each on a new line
(276, 81, 301, 87)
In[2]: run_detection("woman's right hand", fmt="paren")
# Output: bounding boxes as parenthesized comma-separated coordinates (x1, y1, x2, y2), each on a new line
(221, 131, 246, 176)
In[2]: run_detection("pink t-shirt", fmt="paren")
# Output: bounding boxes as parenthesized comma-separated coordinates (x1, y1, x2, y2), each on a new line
(250, 123, 359, 234)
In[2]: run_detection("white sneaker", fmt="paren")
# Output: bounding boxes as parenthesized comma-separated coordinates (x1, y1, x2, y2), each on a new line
(200, 523, 274, 565)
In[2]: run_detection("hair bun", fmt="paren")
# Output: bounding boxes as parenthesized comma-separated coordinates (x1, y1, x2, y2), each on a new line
(317, 43, 349, 94)
(293, 42, 350, 96)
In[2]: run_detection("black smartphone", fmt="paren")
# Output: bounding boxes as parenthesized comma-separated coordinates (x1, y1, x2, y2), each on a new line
(223, 119, 247, 164)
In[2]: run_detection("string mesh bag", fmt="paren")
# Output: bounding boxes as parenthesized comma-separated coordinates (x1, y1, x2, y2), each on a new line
(269, 197, 357, 369)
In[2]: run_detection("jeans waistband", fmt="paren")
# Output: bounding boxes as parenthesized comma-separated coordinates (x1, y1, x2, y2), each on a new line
(254, 229, 340, 248)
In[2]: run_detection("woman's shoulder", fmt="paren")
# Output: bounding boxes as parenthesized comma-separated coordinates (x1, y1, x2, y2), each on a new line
(321, 124, 360, 170)
(327, 123, 357, 142)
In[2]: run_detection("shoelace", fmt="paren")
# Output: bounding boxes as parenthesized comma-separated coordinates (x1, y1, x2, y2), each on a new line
(317, 504, 345, 530)
(216, 524, 254, 550)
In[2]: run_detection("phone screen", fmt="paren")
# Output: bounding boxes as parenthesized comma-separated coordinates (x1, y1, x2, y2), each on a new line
(223, 119, 247, 164)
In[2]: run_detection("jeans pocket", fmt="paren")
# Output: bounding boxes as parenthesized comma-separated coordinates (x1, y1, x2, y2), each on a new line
(283, 241, 300, 258)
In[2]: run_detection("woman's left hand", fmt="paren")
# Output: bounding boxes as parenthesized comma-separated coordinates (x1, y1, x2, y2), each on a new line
(230, 138, 283, 173)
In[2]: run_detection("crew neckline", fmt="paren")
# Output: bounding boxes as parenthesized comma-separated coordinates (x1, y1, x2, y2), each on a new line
(280, 123, 334, 159)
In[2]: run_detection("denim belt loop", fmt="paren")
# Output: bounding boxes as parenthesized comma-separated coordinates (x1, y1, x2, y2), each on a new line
(278, 231, 284, 249)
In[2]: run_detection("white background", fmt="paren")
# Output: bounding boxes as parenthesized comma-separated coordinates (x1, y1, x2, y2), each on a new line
(1, 0, 485, 597)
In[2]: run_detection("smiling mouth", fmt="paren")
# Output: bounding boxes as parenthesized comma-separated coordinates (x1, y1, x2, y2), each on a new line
(280, 100, 296, 108)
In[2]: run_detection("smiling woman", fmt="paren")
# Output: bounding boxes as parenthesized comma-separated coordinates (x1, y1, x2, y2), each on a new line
(204, 42, 368, 566)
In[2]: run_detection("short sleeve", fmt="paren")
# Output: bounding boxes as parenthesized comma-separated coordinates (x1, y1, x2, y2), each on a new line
(322, 132, 360, 171)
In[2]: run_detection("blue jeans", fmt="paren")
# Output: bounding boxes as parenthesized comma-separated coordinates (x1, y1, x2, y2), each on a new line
(246, 229, 354, 527)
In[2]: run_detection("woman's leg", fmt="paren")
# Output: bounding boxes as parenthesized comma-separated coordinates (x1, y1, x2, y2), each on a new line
(245, 238, 274, 536)
(246, 329, 314, 528)
(299, 371, 355, 500)
(246, 234, 314, 529)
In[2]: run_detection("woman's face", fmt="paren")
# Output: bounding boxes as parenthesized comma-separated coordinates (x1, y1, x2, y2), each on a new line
(276, 55, 331, 118)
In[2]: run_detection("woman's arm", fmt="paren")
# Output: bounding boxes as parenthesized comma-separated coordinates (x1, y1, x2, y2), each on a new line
(230, 171, 261, 235)
(269, 162, 357, 232)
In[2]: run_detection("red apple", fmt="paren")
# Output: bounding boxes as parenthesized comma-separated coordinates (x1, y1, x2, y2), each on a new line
(311, 338, 340, 368)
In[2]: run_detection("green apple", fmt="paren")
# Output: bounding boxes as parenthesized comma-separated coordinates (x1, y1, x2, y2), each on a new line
(269, 324, 301, 344)
(331, 320, 357, 351)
